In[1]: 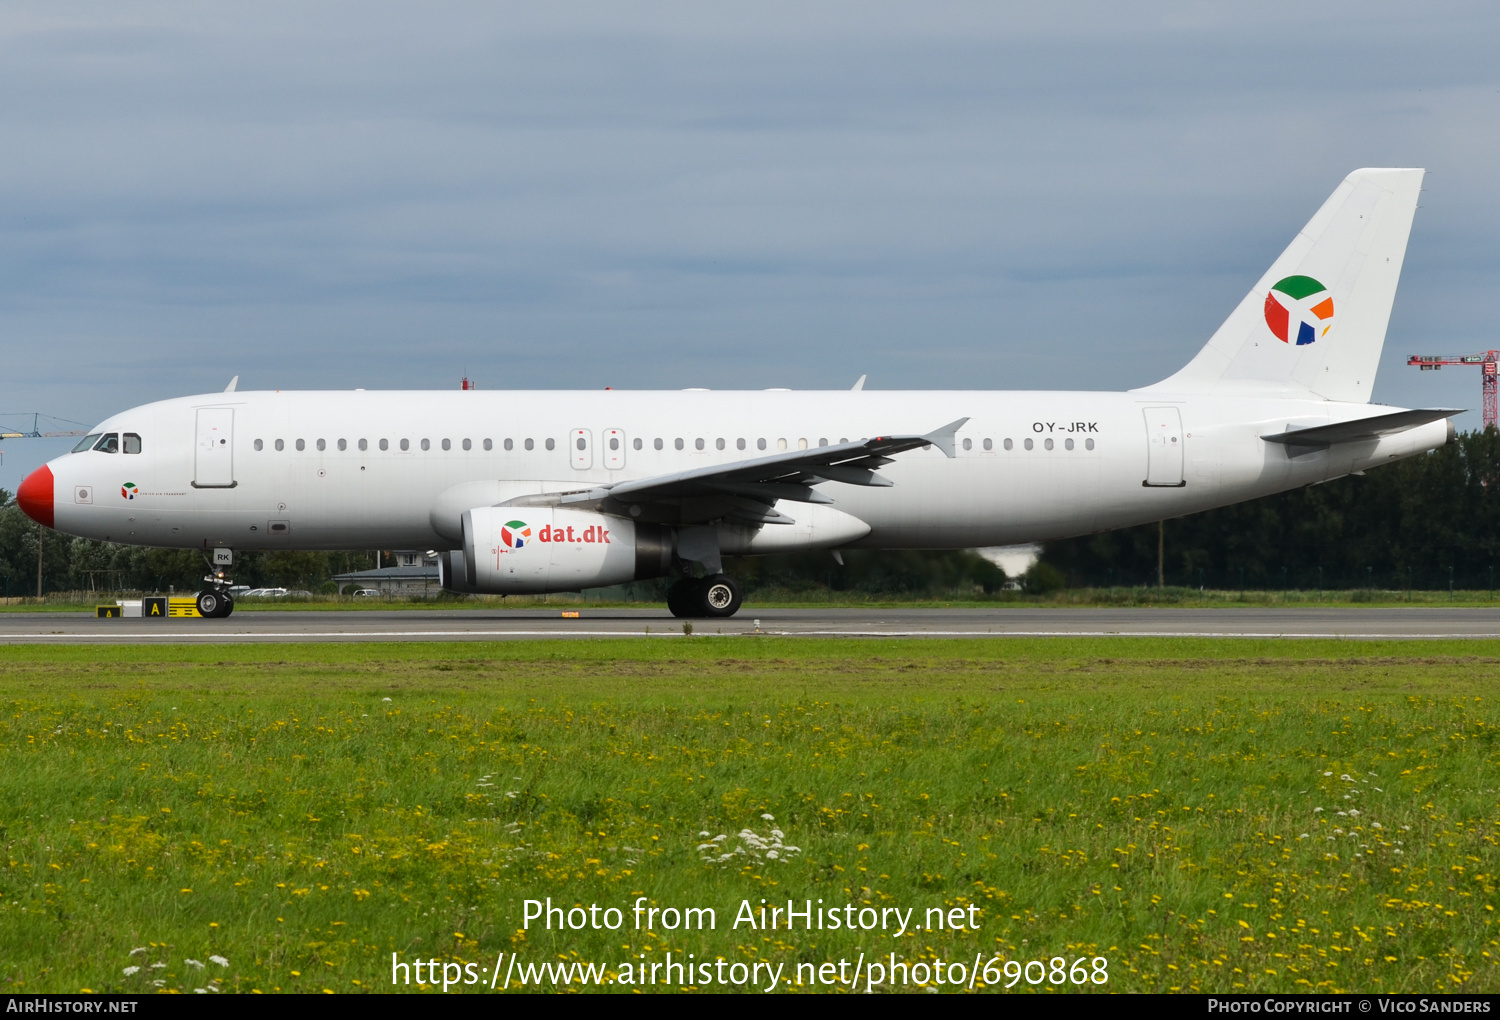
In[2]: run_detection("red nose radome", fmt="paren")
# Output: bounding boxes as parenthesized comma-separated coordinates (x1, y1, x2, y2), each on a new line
(17, 465, 54, 528)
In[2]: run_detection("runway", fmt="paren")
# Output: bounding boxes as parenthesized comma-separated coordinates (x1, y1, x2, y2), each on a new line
(1, 606, 1499, 643)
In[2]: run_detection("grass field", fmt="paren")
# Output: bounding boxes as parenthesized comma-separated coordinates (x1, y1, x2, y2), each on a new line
(0, 638, 1496, 994)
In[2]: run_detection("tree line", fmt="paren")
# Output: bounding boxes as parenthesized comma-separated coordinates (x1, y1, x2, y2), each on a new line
(1040, 428, 1500, 590)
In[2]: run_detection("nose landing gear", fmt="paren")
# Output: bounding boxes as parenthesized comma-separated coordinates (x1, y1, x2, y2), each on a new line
(666, 574, 743, 619)
(196, 551, 235, 619)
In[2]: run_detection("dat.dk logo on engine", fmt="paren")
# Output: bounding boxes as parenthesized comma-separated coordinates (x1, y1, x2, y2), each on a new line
(1263, 275, 1334, 346)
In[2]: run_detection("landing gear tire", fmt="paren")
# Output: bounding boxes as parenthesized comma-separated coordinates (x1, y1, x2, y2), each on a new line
(196, 590, 233, 619)
(699, 574, 743, 618)
(666, 579, 701, 618)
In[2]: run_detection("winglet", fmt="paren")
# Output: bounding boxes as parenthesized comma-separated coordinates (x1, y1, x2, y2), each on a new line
(922, 417, 969, 458)
(224, 375, 239, 393)
(851, 374, 866, 391)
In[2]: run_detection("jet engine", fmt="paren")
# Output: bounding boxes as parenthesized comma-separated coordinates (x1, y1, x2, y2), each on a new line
(441, 506, 670, 595)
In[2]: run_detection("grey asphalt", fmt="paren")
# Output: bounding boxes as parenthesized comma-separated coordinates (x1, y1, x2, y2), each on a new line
(1, 607, 1499, 643)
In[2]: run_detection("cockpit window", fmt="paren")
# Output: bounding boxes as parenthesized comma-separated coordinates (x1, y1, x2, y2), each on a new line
(93, 433, 119, 454)
(123, 433, 142, 454)
(72, 434, 101, 453)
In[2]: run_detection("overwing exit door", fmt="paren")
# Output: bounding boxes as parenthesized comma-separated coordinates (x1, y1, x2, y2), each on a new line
(570, 429, 593, 470)
(193, 408, 236, 488)
(1143, 407, 1185, 487)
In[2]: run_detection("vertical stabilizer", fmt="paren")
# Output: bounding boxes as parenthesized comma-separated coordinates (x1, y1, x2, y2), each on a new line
(1140, 168, 1424, 402)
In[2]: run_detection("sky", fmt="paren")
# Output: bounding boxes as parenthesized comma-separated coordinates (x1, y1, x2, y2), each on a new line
(3, 1, 1499, 492)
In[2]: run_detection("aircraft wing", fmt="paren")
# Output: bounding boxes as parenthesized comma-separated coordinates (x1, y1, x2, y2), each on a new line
(502, 417, 968, 526)
(1261, 408, 1462, 447)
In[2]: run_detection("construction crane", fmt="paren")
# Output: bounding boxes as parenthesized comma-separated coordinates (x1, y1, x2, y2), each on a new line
(1408, 351, 1498, 431)
(0, 412, 91, 440)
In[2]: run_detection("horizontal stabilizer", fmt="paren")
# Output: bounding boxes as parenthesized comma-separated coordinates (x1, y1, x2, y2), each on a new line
(1261, 408, 1462, 447)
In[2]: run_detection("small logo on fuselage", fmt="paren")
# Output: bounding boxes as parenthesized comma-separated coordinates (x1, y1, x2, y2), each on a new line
(121, 482, 138, 500)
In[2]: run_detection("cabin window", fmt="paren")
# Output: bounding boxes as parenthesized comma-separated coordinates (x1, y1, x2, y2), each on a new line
(577, 437, 586, 451)
(611, 437, 620, 451)
(818, 438, 828, 447)
(379, 439, 389, 451)
(715, 438, 725, 451)
(338, 439, 348, 451)
(424, 439, 433, 451)
(296, 439, 305, 451)
(1085, 438, 1095, 451)
(654, 438, 663, 450)
(983, 438, 992, 451)
(462, 439, 471, 451)
(94, 433, 120, 453)
(1023, 438, 1033, 451)
(737, 438, 746, 450)
(399, 439, 409, 451)
(758, 439, 767, 450)
(1004, 438, 1013, 450)
(316, 438, 326, 451)
(440, 439, 449, 451)
(695, 438, 705, 451)
(359, 439, 368, 451)
(674, 438, 684, 450)
(545, 438, 555, 451)
(486, 439, 495, 451)
(72, 434, 101, 453)
(633, 438, 643, 451)
(524, 439, 534, 451)
(1065, 438, 1074, 450)
(777, 439, 787, 451)
(1044, 438, 1054, 451)
(123, 433, 142, 454)
(254, 438, 264, 452)
(275, 439, 285, 452)
(962, 438, 972, 451)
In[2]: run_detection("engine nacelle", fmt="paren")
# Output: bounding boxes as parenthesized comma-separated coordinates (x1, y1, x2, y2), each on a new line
(441, 507, 670, 595)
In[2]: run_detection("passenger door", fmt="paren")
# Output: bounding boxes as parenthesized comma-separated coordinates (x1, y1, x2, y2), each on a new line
(194, 408, 236, 488)
(1142, 407, 1185, 487)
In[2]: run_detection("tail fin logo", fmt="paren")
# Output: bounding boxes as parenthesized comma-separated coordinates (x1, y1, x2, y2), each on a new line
(1264, 275, 1334, 346)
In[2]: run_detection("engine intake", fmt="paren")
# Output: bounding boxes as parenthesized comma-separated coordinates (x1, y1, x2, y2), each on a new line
(441, 507, 669, 594)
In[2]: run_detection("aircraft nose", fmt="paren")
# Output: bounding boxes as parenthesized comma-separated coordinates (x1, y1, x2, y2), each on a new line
(16, 464, 54, 528)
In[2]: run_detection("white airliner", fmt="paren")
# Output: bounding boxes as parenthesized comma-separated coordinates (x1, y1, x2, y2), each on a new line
(17, 168, 1456, 618)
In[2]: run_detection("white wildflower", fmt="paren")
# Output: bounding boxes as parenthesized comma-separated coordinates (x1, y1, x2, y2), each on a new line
(1313, 807, 1323, 813)
(699, 831, 711, 838)
(1299, 834, 1309, 839)
(1371, 822, 1383, 830)
(122, 966, 140, 977)
(1324, 772, 1333, 777)
(382, 697, 392, 702)
(185, 959, 204, 969)
(150, 963, 166, 970)
(151, 980, 166, 988)
(760, 813, 775, 821)
(193, 989, 207, 995)
(209, 956, 228, 968)
(1348, 809, 1360, 817)
(1341, 774, 1353, 782)
(766, 850, 779, 859)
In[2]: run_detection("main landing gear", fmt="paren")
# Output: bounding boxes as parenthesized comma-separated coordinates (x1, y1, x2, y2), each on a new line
(666, 574, 743, 619)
